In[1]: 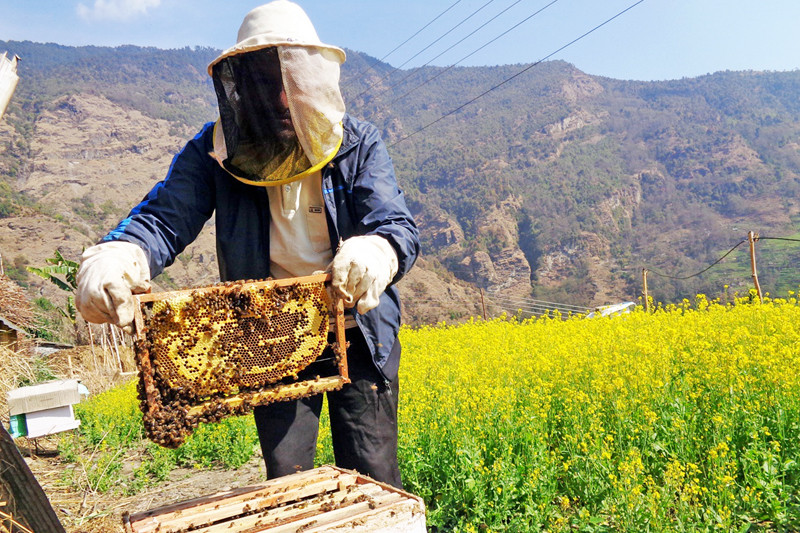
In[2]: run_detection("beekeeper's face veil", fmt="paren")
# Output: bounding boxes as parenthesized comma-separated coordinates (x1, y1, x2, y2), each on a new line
(208, 0, 346, 186)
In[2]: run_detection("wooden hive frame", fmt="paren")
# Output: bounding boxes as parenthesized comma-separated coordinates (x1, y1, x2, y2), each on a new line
(132, 273, 350, 447)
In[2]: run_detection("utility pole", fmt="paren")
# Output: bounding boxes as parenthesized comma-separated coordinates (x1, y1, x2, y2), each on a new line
(748, 231, 763, 303)
(642, 268, 649, 313)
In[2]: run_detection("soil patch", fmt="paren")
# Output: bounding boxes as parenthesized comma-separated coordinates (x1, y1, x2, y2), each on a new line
(25, 440, 268, 532)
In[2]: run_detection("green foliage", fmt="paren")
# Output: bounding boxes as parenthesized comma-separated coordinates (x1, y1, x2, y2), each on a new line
(26, 249, 78, 292)
(71, 195, 97, 221)
(0, 181, 23, 218)
(74, 380, 144, 449)
(153, 270, 179, 290)
(31, 296, 62, 341)
(67, 379, 260, 494)
(1, 40, 219, 129)
(169, 417, 259, 470)
(27, 249, 80, 324)
(15, 355, 58, 386)
(4, 255, 29, 283)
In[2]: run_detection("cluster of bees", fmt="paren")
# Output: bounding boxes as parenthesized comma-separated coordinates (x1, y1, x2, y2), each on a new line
(133, 278, 337, 448)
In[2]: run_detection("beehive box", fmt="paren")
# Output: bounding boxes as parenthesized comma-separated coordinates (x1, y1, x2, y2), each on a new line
(123, 465, 426, 533)
(7, 379, 84, 438)
(132, 274, 349, 448)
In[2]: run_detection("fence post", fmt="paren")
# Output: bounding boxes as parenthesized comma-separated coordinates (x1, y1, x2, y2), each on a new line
(642, 268, 650, 313)
(748, 231, 763, 303)
(479, 288, 487, 320)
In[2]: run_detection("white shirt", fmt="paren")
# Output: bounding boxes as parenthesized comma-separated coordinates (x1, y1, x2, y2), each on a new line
(266, 171, 333, 278)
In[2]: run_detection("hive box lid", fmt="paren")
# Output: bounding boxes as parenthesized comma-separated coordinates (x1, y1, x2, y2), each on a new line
(7, 379, 82, 416)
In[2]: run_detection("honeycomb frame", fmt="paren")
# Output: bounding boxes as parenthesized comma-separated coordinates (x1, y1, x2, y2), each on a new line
(132, 273, 349, 448)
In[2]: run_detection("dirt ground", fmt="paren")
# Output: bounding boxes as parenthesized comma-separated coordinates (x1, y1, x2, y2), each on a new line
(3, 344, 274, 533)
(24, 441, 270, 533)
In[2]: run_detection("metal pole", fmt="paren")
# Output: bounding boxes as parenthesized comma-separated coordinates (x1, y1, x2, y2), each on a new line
(748, 231, 763, 303)
(642, 268, 649, 313)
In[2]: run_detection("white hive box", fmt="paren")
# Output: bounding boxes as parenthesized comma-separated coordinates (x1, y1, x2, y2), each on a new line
(7, 379, 84, 438)
(123, 465, 426, 533)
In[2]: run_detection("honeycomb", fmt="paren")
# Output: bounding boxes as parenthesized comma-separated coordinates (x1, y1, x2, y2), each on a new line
(133, 275, 349, 448)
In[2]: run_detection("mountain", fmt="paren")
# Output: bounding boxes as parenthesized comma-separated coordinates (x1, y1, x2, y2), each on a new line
(1, 41, 800, 334)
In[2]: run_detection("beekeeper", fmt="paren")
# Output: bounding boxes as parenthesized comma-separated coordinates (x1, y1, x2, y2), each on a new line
(75, 0, 418, 489)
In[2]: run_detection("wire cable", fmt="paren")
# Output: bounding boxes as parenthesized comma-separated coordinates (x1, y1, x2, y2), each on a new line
(491, 304, 583, 316)
(490, 303, 586, 316)
(758, 236, 800, 243)
(385, 0, 560, 105)
(388, 0, 647, 147)
(352, 0, 465, 79)
(488, 294, 588, 311)
(360, 0, 528, 99)
(355, 0, 500, 99)
(486, 295, 588, 312)
(646, 240, 747, 280)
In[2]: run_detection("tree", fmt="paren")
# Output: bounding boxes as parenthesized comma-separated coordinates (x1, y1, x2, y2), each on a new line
(26, 249, 79, 325)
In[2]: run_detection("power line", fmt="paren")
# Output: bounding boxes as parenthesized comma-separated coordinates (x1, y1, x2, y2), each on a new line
(408, 232, 800, 323)
(646, 240, 747, 280)
(490, 302, 584, 316)
(355, 0, 500, 99)
(487, 294, 588, 311)
(353, 0, 465, 80)
(758, 236, 800, 243)
(388, 0, 647, 147)
(486, 294, 589, 312)
(359, 0, 528, 100)
(385, 0, 560, 105)
(388, 0, 525, 91)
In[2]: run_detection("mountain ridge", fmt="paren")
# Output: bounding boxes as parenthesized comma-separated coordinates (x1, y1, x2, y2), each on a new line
(2, 41, 799, 334)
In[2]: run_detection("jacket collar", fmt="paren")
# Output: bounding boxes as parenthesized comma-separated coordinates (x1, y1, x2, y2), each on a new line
(333, 114, 359, 160)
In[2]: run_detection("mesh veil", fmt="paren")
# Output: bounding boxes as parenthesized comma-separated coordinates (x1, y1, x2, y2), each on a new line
(211, 46, 344, 186)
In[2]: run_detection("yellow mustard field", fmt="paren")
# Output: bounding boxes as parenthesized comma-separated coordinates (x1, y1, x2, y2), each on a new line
(395, 295, 800, 531)
(72, 294, 800, 532)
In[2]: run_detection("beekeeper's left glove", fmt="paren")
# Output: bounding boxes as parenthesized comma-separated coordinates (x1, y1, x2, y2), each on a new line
(76, 241, 151, 332)
(330, 235, 398, 314)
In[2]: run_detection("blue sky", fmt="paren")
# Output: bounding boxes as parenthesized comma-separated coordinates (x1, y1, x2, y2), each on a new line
(1, 0, 799, 81)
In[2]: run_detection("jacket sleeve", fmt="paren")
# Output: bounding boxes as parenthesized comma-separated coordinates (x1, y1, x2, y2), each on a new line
(350, 123, 419, 284)
(102, 123, 217, 277)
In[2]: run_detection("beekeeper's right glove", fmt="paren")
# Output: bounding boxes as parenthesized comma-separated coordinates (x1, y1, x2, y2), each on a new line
(76, 241, 151, 332)
(329, 235, 398, 314)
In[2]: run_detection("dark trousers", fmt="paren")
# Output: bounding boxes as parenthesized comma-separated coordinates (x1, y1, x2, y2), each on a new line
(253, 332, 402, 488)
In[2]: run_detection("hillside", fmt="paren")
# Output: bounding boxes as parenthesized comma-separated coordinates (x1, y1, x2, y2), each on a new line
(1, 41, 800, 333)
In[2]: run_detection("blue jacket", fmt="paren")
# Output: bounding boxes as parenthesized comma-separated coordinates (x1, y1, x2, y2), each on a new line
(104, 114, 419, 381)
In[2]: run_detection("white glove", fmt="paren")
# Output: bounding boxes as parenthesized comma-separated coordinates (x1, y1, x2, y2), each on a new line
(330, 235, 398, 314)
(75, 241, 151, 331)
